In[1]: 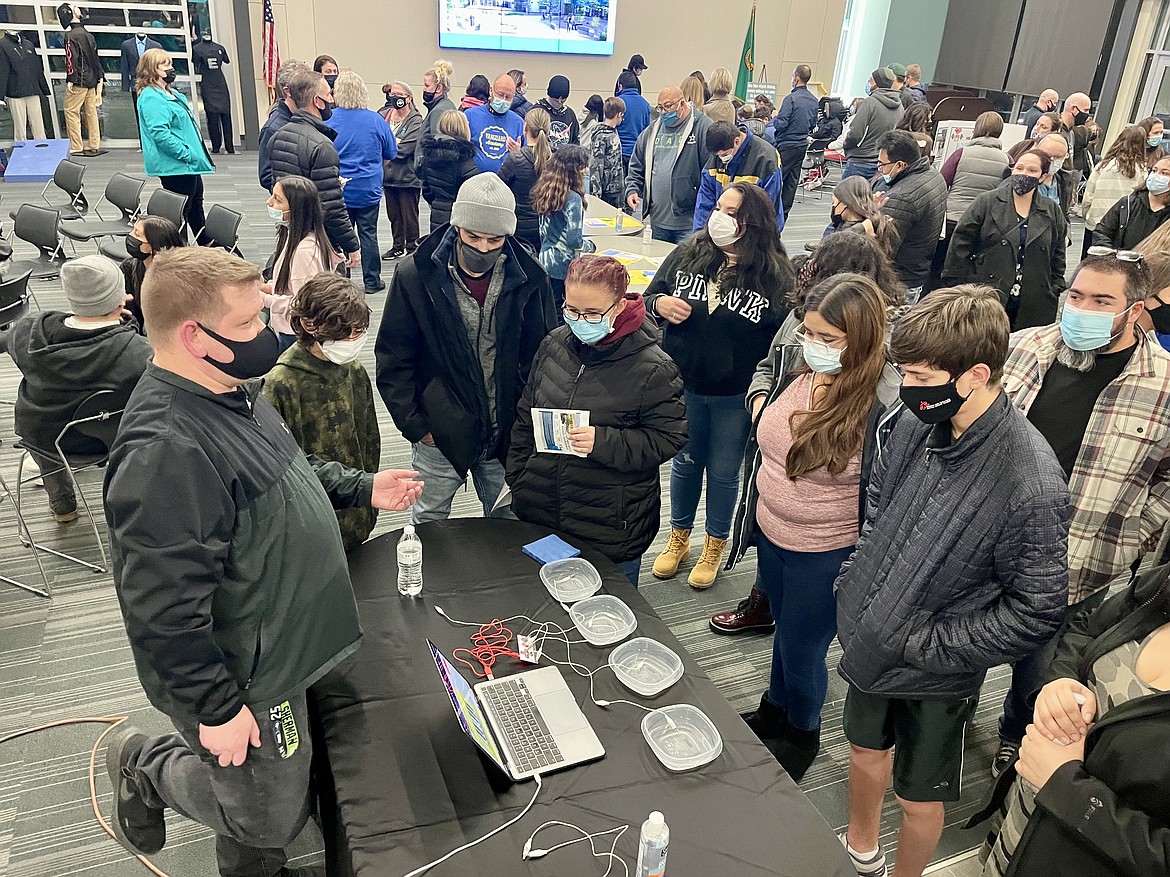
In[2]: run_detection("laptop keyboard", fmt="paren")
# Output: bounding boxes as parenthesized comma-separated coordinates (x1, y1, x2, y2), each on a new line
(482, 677, 565, 773)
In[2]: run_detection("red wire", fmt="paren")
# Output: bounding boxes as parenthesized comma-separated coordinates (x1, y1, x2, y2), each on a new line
(452, 619, 519, 679)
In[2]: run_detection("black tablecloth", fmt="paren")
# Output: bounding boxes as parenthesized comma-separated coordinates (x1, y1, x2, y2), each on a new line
(314, 518, 853, 877)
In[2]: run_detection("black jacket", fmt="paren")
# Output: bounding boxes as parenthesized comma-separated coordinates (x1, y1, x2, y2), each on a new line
(381, 107, 422, 188)
(506, 306, 687, 563)
(1092, 189, 1170, 251)
(258, 100, 293, 192)
(64, 23, 102, 89)
(943, 182, 1067, 331)
(417, 134, 479, 229)
(417, 94, 456, 170)
(268, 110, 359, 254)
(375, 226, 556, 476)
(499, 146, 542, 249)
(967, 565, 1170, 877)
(535, 97, 580, 149)
(644, 245, 791, 396)
(809, 98, 847, 147)
(105, 365, 368, 727)
(0, 312, 151, 455)
(835, 392, 1070, 699)
(875, 157, 949, 288)
(0, 33, 49, 99)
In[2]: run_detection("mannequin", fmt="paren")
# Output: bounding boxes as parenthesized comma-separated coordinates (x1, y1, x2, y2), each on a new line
(121, 27, 161, 147)
(0, 30, 50, 141)
(56, 3, 107, 156)
(191, 31, 233, 154)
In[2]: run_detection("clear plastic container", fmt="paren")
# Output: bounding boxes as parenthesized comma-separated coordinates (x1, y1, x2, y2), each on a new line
(539, 557, 602, 603)
(569, 594, 637, 646)
(641, 704, 723, 771)
(609, 637, 683, 696)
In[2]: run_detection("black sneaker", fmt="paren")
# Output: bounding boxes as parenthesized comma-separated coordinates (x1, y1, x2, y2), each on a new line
(105, 725, 166, 856)
(382, 247, 405, 259)
(991, 740, 1020, 779)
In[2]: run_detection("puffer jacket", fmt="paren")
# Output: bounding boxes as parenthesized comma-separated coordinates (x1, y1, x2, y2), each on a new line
(417, 134, 479, 229)
(809, 98, 847, 147)
(843, 89, 902, 162)
(875, 156, 948, 288)
(506, 300, 687, 563)
(499, 146, 542, 249)
(945, 136, 1010, 223)
(726, 341, 903, 569)
(835, 391, 1070, 699)
(269, 110, 359, 255)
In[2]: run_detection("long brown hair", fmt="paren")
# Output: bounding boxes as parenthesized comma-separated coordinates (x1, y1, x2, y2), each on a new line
(786, 274, 888, 479)
(531, 145, 589, 216)
(1100, 125, 1150, 179)
(273, 176, 334, 296)
(523, 107, 553, 178)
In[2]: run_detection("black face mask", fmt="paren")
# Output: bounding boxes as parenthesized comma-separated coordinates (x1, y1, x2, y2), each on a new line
(197, 323, 281, 380)
(422, 89, 439, 108)
(1073, 109, 1090, 127)
(458, 238, 504, 276)
(163, 68, 177, 85)
(317, 97, 334, 122)
(1150, 303, 1170, 335)
(900, 378, 969, 425)
(830, 206, 846, 228)
(386, 94, 407, 110)
(324, 73, 338, 90)
(126, 235, 148, 260)
(1010, 174, 1040, 196)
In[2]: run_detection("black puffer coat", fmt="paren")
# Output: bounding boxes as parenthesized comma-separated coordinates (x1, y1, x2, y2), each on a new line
(268, 110, 359, 254)
(417, 134, 479, 229)
(506, 300, 687, 563)
(499, 146, 542, 251)
(874, 156, 948, 288)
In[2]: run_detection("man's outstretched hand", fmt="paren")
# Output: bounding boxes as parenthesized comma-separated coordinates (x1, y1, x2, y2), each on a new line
(372, 469, 424, 511)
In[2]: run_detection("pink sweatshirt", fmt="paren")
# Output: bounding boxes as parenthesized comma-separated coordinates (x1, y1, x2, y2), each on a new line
(264, 236, 343, 335)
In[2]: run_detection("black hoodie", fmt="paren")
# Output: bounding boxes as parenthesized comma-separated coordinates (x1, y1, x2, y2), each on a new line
(535, 98, 580, 150)
(0, 312, 151, 454)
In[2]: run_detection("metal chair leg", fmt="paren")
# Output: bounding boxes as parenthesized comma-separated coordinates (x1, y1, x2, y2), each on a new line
(0, 466, 52, 598)
(14, 448, 105, 574)
(65, 458, 108, 573)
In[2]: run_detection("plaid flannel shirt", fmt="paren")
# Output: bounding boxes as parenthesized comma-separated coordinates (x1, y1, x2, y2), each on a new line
(1003, 325, 1170, 603)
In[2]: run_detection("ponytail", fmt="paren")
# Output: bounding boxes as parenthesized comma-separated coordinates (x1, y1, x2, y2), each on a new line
(524, 107, 553, 177)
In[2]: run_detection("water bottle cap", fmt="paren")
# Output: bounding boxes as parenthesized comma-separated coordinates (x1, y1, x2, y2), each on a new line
(404, 525, 415, 535)
(645, 811, 665, 836)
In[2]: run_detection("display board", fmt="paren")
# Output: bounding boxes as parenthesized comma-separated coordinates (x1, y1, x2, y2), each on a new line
(439, 0, 616, 55)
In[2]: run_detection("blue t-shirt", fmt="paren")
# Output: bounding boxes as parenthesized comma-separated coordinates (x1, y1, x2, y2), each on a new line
(330, 107, 398, 208)
(465, 104, 525, 174)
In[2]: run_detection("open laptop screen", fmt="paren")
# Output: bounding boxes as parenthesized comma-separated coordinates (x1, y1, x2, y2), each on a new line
(427, 640, 507, 772)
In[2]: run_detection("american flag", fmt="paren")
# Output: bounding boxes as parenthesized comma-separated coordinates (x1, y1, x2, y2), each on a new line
(262, 0, 280, 91)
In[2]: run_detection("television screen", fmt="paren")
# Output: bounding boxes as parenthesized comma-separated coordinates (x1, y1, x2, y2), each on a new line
(439, 1, 616, 56)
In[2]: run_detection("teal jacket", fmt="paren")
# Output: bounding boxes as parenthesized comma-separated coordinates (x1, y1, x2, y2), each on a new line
(137, 85, 214, 177)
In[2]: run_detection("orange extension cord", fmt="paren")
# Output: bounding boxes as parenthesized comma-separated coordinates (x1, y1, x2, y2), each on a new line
(0, 716, 171, 877)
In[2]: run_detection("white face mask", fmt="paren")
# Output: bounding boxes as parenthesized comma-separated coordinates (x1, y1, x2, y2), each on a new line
(707, 210, 741, 249)
(320, 331, 368, 365)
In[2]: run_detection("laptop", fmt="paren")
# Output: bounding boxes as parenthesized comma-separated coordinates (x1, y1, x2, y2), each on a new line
(427, 639, 605, 781)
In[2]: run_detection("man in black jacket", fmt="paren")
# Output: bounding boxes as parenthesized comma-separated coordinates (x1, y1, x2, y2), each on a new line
(835, 286, 1069, 877)
(268, 67, 359, 266)
(875, 129, 948, 298)
(102, 248, 421, 877)
(258, 58, 306, 192)
(57, 3, 106, 156)
(376, 172, 555, 522)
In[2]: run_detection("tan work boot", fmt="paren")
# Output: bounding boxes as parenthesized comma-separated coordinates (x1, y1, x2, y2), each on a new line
(652, 527, 692, 579)
(688, 535, 728, 589)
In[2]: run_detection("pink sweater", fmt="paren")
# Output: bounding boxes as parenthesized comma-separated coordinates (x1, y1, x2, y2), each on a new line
(264, 237, 343, 335)
(754, 373, 861, 552)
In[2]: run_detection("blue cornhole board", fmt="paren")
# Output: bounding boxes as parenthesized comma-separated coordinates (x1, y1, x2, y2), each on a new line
(4, 139, 72, 182)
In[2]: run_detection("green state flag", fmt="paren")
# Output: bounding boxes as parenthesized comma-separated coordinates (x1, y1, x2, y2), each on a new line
(735, 3, 756, 102)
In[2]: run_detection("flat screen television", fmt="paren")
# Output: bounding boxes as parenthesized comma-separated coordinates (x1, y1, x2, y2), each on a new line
(439, 0, 615, 56)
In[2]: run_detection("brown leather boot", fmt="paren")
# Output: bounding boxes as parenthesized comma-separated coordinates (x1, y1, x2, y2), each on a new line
(652, 527, 691, 579)
(709, 587, 774, 635)
(687, 535, 727, 589)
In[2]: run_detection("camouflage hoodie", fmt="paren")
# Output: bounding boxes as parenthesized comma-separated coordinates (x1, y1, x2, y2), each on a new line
(262, 343, 381, 551)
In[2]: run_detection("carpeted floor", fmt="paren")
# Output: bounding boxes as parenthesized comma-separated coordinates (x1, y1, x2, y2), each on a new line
(0, 150, 1074, 877)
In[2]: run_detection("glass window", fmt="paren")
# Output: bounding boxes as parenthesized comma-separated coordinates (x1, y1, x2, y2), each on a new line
(1152, 61, 1170, 117)
(0, 6, 37, 25)
(1131, 53, 1154, 123)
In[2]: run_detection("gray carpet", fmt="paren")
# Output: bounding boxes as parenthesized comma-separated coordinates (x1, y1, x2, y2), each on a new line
(0, 152, 1066, 877)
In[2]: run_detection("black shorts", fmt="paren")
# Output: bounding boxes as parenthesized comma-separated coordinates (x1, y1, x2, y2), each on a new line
(843, 685, 977, 803)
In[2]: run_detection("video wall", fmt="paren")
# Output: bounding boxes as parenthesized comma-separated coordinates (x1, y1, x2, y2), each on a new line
(439, 0, 616, 56)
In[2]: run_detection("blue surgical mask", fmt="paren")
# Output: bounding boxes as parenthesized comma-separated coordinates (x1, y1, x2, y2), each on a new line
(1148, 172, 1170, 195)
(490, 97, 511, 114)
(267, 204, 288, 225)
(1150, 135, 1164, 148)
(1059, 302, 1132, 351)
(660, 110, 680, 128)
(801, 335, 845, 375)
(881, 173, 894, 185)
(564, 312, 613, 344)
(864, 83, 873, 96)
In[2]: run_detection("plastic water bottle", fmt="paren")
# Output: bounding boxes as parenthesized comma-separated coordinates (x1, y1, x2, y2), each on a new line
(635, 811, 668, 877)
(397, 525, 423, 596)
(641, 220, 653, 256)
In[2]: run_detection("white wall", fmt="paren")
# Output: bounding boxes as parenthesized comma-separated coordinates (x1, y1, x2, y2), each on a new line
(245, 0, 847, 131)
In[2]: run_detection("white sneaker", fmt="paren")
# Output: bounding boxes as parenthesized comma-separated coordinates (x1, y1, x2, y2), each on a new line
(839, 832, 888, 877)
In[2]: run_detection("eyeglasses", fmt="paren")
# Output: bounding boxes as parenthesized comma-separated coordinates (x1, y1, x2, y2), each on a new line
(1086, 246, 1144, 264)
(876, 159, 900, 171)
(563, 300, 618, 324)
(654, 98, 683, 113)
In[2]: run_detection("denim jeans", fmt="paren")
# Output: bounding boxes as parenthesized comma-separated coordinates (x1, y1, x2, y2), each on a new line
(669, 391, 751, 540)
(134, 693, 313, 877)
(347, 203, 383, 290)
(755, 535, 854, 731)
(841, 159, 878, 182)
(410, 440, 515, 524)
(998, 588, 1108, 743)
(652, 225, 691, 245)
(615, 557, 641, 587)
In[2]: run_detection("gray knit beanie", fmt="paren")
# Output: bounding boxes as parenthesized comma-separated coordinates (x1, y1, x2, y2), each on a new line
(451, 173, 517, 237)
(61, 255, 125, 317)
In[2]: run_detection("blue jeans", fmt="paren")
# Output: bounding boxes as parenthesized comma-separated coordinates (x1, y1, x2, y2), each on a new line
(841, 159, 877, 182)
(652, 225, 691, 244)
(615, 557, 641, 587)
(998, 588, 1108, 743)
(409, 441, 514, 524)
(755, 536, 854, 732)
(669, 391, 751, 540)
(347, 203, 383, 290)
